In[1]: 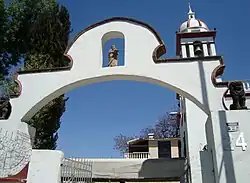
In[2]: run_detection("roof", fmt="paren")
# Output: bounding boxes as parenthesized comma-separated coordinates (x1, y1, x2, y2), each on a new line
(127, 137, 181, 145)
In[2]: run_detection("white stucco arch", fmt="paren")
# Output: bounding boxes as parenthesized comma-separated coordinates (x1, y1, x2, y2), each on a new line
(6, 17, 225, 127)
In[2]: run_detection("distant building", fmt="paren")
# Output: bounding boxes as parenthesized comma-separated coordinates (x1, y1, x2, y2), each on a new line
(124, 133, 181, 159)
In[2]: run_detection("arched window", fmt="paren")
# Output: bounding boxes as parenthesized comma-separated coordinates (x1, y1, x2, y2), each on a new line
(101, 31, 125, 67)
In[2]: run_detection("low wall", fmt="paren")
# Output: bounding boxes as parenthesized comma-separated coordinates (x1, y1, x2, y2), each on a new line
(25, 151, 185, 183)
(72, 158, 186, 180)
(27, 150, 64, 183)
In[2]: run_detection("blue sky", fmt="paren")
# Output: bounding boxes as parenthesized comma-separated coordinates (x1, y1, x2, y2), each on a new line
(55, 0, 250, 158)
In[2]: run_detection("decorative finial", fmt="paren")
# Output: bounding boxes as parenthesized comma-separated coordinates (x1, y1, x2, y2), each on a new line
(188, 3, 192, 13)
(188, 3, 195, 19)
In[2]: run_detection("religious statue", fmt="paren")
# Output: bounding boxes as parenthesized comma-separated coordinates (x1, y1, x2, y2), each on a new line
(0, 96, 11, 120)
(228, 81, 247, 110)
(108, 45, 118, 67)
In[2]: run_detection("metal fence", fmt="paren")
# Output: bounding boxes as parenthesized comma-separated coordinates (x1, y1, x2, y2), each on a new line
(61, 158, 93, 183)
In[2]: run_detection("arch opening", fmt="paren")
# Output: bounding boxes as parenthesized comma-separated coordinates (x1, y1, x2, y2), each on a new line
(21, 74, 207, 122)
(57, 80, 179, 158)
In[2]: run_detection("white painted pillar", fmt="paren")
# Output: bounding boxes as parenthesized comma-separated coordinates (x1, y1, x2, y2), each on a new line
(189, 44, 195, 57)
(181, 45, 187, 58)
(210, 43, 217, 56)
(202, 43, 209, 56)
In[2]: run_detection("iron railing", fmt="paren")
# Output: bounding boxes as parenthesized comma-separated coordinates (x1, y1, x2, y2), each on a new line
(61, 158, 92, 183)
(123, 152, 150, 159)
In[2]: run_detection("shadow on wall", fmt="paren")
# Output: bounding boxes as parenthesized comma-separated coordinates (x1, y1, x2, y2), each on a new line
(204, 111, 237, 183)
(198, 60, 209, 110)
(138, 158, 186, 180)
(200, 117, 216, 183)
(218, 110, 236, 183)
(200, 150, 216, 183)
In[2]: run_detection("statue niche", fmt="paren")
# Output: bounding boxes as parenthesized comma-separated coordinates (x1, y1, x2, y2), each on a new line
(228, 81, 248, 110)
(108, 45, 119, 67)
(0, 96, 12, 120)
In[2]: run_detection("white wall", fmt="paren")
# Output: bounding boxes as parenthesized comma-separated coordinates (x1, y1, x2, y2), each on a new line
(27, 150, 64, 183)
(183, 99, 212, 182)
(206, 110, 250, 183)
(71, 158, 185, 179)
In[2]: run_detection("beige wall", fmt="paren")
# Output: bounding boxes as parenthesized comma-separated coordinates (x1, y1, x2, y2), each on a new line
(171, 139, 179, 158)
(148, 139, 179, 158)
(148, 140, 158, 158)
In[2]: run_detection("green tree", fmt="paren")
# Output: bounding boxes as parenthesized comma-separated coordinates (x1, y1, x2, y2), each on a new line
(0, 0, 10, 79)
(0, 0, 22, 96)
(0, 0, 7, 79)
(6, 0, 71, 149)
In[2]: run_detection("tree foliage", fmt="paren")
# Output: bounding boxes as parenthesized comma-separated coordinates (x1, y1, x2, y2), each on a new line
(4, 0, 71, 149)
(0, 0, 5, 78)
(113, 134, 136, 154)
(0, 0, 13, 79)
(114, 106, 180, 153)
(0, 0, 22, 96)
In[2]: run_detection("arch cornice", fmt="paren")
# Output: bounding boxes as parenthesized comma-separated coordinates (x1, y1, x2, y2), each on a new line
(65, 17, 165, 52)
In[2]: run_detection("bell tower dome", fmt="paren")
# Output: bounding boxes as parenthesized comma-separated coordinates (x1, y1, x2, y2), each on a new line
(176, 4, 217, 58)
(180, 4, 209, 33)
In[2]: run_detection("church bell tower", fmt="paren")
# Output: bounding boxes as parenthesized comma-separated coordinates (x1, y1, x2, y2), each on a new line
(176, 4, 217, 58)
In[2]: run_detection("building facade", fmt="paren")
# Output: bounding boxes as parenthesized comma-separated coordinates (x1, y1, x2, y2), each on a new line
(125, 133, 180, 159)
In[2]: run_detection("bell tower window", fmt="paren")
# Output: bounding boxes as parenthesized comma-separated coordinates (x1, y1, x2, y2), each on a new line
(193, 41, 203, 57)
(185, 44, 190, 58)
(207, 43, 211, 56)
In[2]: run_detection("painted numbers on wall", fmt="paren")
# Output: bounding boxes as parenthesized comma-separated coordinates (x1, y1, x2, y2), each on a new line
(229, 132, 247, 151)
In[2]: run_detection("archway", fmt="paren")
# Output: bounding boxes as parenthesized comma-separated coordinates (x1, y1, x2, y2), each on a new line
(0, 16, 226, 182)
(6, 17, 221, 125)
